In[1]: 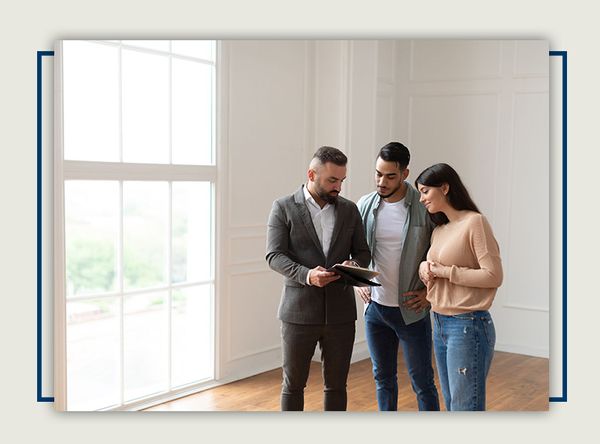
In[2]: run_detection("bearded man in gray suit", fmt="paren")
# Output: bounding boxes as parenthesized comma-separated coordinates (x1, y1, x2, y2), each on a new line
(266, 146, 371, 411)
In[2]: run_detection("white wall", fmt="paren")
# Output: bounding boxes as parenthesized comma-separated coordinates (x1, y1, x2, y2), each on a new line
(393, 40, 549, 357)
(217, 39, 549, 384)
(217, 41, 314, 381)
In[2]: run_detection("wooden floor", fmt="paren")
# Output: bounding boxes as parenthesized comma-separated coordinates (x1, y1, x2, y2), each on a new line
(146, 350, 548, 411)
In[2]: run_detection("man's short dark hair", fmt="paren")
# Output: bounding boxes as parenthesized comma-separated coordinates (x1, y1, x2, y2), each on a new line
(312, 146, 348, 166)
(378, 142, 410, 170)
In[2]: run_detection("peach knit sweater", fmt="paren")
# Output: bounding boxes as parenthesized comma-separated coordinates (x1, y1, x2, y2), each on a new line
(426, 212, 503, 315)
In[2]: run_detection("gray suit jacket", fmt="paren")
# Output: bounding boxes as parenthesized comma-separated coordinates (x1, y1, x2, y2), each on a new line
(266, 186, 371, 325)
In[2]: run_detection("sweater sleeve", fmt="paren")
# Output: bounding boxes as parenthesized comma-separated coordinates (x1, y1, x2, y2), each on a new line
(448, 215, 503, 288)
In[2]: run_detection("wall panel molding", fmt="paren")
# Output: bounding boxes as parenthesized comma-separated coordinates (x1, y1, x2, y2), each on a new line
(512, 40, 550, 79)
(409, 40, 502, 82)
(400, 40, 548, 358)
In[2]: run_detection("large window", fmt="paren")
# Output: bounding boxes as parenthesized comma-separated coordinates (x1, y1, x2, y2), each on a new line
(55, 40, 217, 411)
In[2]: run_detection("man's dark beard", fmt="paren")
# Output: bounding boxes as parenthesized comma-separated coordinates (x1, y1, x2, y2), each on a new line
(314, 183, 339, 204)
(318, 189, 339, 204)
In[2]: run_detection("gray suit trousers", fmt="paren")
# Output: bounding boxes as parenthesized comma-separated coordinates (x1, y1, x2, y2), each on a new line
(281, 321, 356, 411)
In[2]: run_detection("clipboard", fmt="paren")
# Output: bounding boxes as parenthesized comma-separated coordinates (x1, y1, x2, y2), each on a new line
(327, 264, 381, 287)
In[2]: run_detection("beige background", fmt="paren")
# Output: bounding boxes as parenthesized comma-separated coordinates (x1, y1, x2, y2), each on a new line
(0, 0, 594, 442)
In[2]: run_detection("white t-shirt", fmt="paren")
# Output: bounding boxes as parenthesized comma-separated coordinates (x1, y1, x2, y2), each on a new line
(371, 198, 408, 307)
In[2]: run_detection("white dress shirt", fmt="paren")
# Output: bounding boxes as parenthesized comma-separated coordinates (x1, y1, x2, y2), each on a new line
(303, 184, 336, 284)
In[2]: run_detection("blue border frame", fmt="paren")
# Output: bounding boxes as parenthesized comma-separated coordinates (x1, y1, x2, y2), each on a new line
(549, 50, 568, 403)
(36, 49, 568, 405)
(37, 50, 55, 403)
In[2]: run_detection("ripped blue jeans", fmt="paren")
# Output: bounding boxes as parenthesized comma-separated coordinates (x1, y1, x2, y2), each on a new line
(433, 311, 496, 411)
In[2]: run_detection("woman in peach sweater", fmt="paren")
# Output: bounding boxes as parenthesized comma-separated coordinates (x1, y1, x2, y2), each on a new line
(415, 163, 503, 411)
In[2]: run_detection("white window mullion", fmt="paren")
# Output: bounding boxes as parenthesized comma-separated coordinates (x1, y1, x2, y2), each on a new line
(169, 42, 173, 165)
(167, 181, 173, 391)
(167, 41, 173, 393)
(118, 41, 124, 407)
(211, 55, 216, 165)
(210, 182, 217, 379)
(119, 43, 123, 163)
(62, 160, 216, 182)
(118, 180, 125, 407)
(65, 279, 215, 302)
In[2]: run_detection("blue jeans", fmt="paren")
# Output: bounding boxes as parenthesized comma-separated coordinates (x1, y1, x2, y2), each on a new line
(364, 301, 439, 411)
(433, 311, 496, 411)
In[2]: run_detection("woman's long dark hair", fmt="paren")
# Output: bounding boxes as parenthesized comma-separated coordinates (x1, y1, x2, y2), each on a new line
(415, 163, 480, 225)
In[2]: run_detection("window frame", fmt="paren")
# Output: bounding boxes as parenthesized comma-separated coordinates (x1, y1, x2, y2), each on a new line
(53, 40, 219, 411)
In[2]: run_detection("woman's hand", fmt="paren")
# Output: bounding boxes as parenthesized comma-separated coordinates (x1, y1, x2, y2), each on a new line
(429, 261, 451, 279)
(419, 261, 435, 285)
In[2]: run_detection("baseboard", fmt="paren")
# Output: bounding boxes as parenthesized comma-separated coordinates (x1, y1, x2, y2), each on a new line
(311, 338, 370, 363)
(220, 346, 282, 383)
(495, 343, 549, 359)
(178, 339, 370, 409)
(350, 339, 371, 363)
